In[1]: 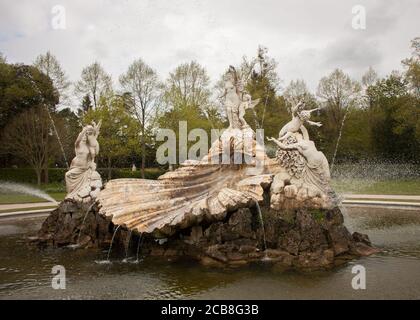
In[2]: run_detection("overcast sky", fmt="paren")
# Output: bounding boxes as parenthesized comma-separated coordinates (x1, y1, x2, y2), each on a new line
(0, 0, 419, 96)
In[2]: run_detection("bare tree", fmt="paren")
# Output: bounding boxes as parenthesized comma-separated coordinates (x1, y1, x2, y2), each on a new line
(1, 107, 58, 185)
(163, 61, 211, 110)
(317, 69, 361, 127)
(119, 59, 161, 178)
(75, 62, 112, 109)
(33, 51, 71, 107)
(317, 69, 362, 166)
(283, 79, 317, 110)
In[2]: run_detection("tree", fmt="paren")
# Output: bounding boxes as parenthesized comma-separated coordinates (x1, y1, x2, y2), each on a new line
(164, 61, 211, 110)
(0, 52, 5, 64)
(83, 96, 140, 179)
(160, 61, 219, 166)
(77, 94, 93, 118)
(0, 64, 58, 132)
(241, 47, 287, 140)
(317, 69, 362, 161)
(75, 62, 112, 109)
(362, 67, 378, 89)
(55, 108, 82, 166)
(283, 79, 317, 110)
(367, 72, 419, 161)
(33, 51, 71, 107)
(402, 37, 420, 98)
(1, 107, 58, 185)
(119, 59, 162, 177)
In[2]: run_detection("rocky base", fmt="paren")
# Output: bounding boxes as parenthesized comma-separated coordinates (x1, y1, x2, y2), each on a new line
(34, 199, 379, 270)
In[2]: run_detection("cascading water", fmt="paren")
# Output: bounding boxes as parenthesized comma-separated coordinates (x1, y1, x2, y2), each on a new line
(135, 233, 143, 263)
(106, 225, 121, 262)
(330, 107, 350, 172)
(0, 181, 57, 204)
(122, 230, 132, 262)
(254, 201, 269, 260)
(76, 202, 96, 245)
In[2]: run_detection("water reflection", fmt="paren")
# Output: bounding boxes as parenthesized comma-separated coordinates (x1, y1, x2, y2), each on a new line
(1, 207, 420, 299)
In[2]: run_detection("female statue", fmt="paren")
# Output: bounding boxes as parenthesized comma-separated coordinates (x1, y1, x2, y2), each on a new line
(267, 133, 331, 193)
(65, 121, 102, 201)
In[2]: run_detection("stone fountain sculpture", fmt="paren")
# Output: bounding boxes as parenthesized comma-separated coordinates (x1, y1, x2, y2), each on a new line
(65, 121, 103, 202)
(36, 67, 378, 269)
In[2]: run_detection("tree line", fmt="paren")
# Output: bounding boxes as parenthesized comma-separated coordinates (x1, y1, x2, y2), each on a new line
(0, 38, 419, 184)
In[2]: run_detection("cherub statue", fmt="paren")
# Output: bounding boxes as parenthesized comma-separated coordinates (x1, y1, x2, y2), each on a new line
(237, 81, 260, 129)
(278, 101, 321, 141)
(220, 66, 259, 130)
(86, 120, 101, 162)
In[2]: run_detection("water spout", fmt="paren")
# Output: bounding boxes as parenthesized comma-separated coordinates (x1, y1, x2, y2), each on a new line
(123, 230, 132, 262)
(254, 201, 269, 260)
(77, 202, 96, 245)
(106, 225, 121, 261)
(135, 233, 143, 263)
(0, 181, 57, 204)
(331, 107, 350, 172)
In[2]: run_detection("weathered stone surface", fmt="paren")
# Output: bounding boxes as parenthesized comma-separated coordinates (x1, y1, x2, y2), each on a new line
(35, 199, 379, 270)
(36, 199, 114, 248)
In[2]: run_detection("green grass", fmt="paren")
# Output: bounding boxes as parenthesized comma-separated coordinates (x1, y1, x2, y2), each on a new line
(0, 192, 65, 204)
(332, 179, 420, 195)
(0, 206, 56, 214)
(1, 176, 419, 205)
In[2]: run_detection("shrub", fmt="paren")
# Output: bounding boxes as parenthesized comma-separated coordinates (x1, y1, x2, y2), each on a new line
(0, 167, 166, 184)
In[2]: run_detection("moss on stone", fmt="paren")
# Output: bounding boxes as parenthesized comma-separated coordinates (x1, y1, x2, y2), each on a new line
(310, 209, 325, 222)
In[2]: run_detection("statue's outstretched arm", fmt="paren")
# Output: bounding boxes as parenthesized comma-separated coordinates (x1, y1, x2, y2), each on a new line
(75, 128, 86, 147)
(300, 125, 310, 140)
(306, 120, 322, 127)
(268, 137, 298, 150)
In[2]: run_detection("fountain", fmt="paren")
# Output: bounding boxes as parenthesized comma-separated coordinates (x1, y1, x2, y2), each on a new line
(34, 66, 378, 270)
(0, 181, 57, 204)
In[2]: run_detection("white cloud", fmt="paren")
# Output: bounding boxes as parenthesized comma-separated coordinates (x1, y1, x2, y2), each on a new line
(0, 0, 419, 101)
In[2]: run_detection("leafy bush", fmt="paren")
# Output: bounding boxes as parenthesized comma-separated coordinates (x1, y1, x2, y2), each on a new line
(0, 167, 165, 184)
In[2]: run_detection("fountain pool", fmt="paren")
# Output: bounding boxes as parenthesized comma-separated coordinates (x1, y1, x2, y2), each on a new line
(1, 206, 419, 300)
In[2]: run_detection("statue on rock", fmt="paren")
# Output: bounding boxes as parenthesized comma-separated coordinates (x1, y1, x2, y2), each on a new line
(202, 66, 263, 166)
(268, 102, 333, 210)
(221, 66, 260, 130)
(65, 121, 103, 202)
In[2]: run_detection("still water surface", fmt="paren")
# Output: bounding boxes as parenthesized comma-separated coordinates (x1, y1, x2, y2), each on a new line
(1, 207, 420, 299)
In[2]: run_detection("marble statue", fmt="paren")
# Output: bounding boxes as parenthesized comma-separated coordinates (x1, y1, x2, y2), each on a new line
(65, 121, 102, 202)
(268, 133, 331, 193)
(221, 66, 260, 130)
(278, 101, 321, 141)
(38, 62, 377, 268)
(268, 102, 333, 210)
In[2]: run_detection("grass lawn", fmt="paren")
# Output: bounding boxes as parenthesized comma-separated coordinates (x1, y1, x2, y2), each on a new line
(1, 178, 419, 205)
(0, 182, 66, 204)
(0, 205, 56, 214)
(332, 179, 420, 195)
(0, 192, 65, 204)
